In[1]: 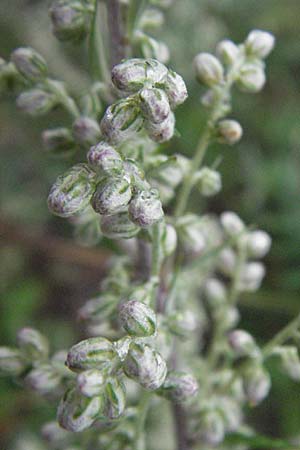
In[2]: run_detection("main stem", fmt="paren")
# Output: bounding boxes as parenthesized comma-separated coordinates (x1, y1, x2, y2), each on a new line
(263, 312, 300, 357)
(106, 0, 126, 68)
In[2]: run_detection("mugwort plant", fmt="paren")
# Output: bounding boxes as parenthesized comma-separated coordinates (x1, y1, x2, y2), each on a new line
(1, 1, 299, 449)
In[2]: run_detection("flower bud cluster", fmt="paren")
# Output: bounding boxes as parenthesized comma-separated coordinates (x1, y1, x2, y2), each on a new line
(102, 58, 187, 144)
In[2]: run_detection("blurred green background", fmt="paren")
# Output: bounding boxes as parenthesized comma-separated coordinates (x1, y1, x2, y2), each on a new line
(1, 0, 300, 448)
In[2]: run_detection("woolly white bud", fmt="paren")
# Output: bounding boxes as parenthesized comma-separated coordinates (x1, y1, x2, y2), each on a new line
(145, 111, 175, 143)
(87, 141, 123, 174)
(73, 117, 101, 147)
(246, 230, 272, 258)
(245, 30, 275, 59)
(194, 53, 224, 86)
(17, 328, 49, 361)
(242, 364, 271, 405)
(17, 89, 57, 116)
(220, 211, 245, 237)
(237, 63, 266, 93)
(196, 167, 222, 197)
(239, 262, 266, 291)
(216, 39, 239, 66)
(140, 87, 170, 124)
(100, 212, 140, 239)
(228, 329, 260, 358)
(204, 278, 227, 305)
(159, 371, 198, 402)
(217, 119, 243, 145)
(164, 70, 188, 108)
(92, 176, 132, 216)
(77, 369, 105, 397)
(218, 248, 236, 276)
(11, 47, 48, 82)
(129, 189, 164, 227)
(66, 337, 117, 372)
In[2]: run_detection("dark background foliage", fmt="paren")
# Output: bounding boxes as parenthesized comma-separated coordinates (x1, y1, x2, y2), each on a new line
(1, 0, 300, 447)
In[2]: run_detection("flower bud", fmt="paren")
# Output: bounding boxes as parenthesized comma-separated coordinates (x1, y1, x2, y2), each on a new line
(139, 34, 170, 64)
(128, 189, 164, 227)
(196, 167, 221, 197)
(237, 63, 266, 93)
(42, 128, 75, 157)
(177, 214, 206, 255)
(92, 176, 132, 216)
(103, 377, 126, 419)
(246, 230, 271, 258)
(204, 278, 227, 306)
(216, 39, 239, 66)
(100, 99, 144, 145)
(41, 421, 71, 444)
(273, 346, 300, 381)
(49, 0, 89, 42)
(228, 330, 260, 358)
(0, 347, 26, 376)
(73, 117, 101, 147)
(25, 364, 61, 395)
(17, 328, 49, 361)
(217, 119, 243, 145)
(119, 300, 157, 337)
(139, 8, 164, 30)
(100, 212, 140, 239)
(242, 364, 271, 405)
(245, 30, 275, 59)
(163, 70, 188, 108)
(140, 87, 170, 124)
(239, 262, 265, 292)
(0, 59, 23, 94)
(161, 223, 177, 256)
(159, 371, 198, 402)
(66, 337, 117, 372)
(194, 52, 224, 86)
(78, 294, 118, 323)
(57, 387, 102, 432)
(48, 163, 96, 218)
(87, 141, 123, 174)
(17, 89, 57, 116)
(217, 247, 236, 276)
(145, 111, 175, 143)
(198, 408, 225, 446)
(11, 47, 48, 82)
(77, 369, 105, 397)
(123, 343, 167, 390)
(167, 310, 198, 338)
(220, 211, 245, 237)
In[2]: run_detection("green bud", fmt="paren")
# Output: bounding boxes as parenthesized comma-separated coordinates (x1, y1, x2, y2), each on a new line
(78, 294, 118, 323)
(272, 346, 300, 381)
(25, 364, 61, 395)
(17, 327, 49, 361)
(48, 163, 96, 218)
(119, 300, 157, 337)
(158, 371, 198, 402)
(163, 69, 188, 109)
(77, 369, 106, 397)
(11, 47, 48, 82)
(193, 52, 224, 86)
(92, 176, 132, 216)
(0, 347, 26, 376)
(42, 128, 75, 157)
(216, 39, 239, 66)
(0, 58, 23, 94)
(123, 343, 167, 390)
(237, 63, 266, 93)
(100, 212, 140, 239)
(111, 58, 168, 93)
(217, 119, 243, 145)
(145, 111, 175, 143)
(242, 364, 271, 405)
(66, 337, 117, 372)
(49, 0, 89, 42)
(17, 89, 57, 116)
(87, 141, 123, 174)
(160, 223, 177, 257)
(57, 387, 102, 432)
(103, 377, 126, 419)
(196, 167, 222, 197)
(140, 87, 170, 124)
(245, 29, 275, 59)
(73, 117, 101, 147)
(128, 189, 164, 228)
(228, 330, 260, 358)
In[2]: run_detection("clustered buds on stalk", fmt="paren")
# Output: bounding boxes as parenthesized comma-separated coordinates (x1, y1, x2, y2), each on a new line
(11, 47, 48, 82)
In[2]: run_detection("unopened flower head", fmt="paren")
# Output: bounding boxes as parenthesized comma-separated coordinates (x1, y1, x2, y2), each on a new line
(245, 30, 275, 59)
(92, 176, 132, 216)
(119, 300, 157, 337)
(87, 141, 123, 174)
(197, 167, 222, 197)
(77, 369, 105, 397)
(204, 278, 227, 305)
(163, 69, 188, 108)
(17, 327, 49, 361)
(100, 212, 140, 239)
(246, 230, 272, 258)
(239, 262, 266, 291)
(138, 7, 165, 30)
(144, 111, 175, 142)
(0, 347, 26, 376)
(49, 0, 89, 42)
(17, 89, 57, 116)
(194, 52, 224, 87)
(159, 370, 198, 402)
(123, 343, 167, 390)
(216, 39, 239, 66)
(48, 163, 96, 218)
(139, 87, 170, 124)
(128, 189, 164, 227)
(198, 408, 225, 446)
(217, 119, 243, 145)
(242, 364, 271, 405)
(73, 117, 101, 147)
(237, 63, 266, 93)
(220, 211, 245, 237)
(57, 387, 102, 432)
(25, 364, 61, 395)
(103, 377, 126, 419)
(228, 329, 260, 358)
(11, 47, 48, 82)
(66, 337, 117, 372)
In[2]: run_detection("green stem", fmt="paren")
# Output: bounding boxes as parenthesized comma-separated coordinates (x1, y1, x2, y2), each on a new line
(134, 390, 151, 450)
(263, 313, 300, 358)
(45, 79, 80, 119)
(106, 0, 127, 67)
(150, 222, 161, 308)
(89, 0, 110, 83)
(227, 241, 247, 305)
